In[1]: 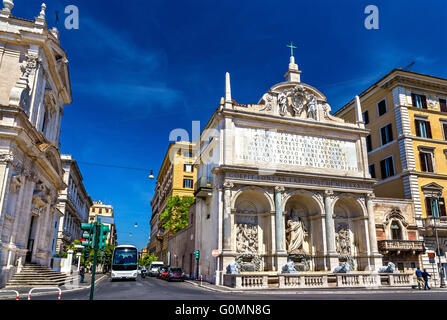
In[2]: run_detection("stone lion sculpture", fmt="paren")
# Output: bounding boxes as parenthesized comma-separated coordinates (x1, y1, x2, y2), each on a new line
(378, 262, 400, 274)
(281, 261, 299, 274)
(333, 262, 353, 273)
(226, 261, 240, 275)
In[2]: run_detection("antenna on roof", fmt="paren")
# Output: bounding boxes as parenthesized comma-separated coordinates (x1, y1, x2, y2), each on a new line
(404, 61, 415, 71)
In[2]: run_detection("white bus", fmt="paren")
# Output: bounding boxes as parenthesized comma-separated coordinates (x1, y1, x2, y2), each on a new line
(111, 245, 138, 280)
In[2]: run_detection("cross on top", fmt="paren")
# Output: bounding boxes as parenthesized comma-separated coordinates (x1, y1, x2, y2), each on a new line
(287, 41, 297, 57)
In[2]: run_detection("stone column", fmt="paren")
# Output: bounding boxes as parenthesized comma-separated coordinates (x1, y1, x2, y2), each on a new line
(275, 187, 286, 252)
(366, 193, 383, 270)
(275, 186, 287, 270)
(324, 190, 339, 271)
(222, 182, 233, 251)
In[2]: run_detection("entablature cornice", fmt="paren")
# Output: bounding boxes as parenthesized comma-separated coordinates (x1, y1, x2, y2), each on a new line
(221, 109, 369, 137)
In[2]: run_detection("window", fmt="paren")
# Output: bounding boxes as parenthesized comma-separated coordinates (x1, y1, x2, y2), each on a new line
(440, 99, 447, 113)
(442, 122, 447, 141)
(184, 164, 193, 172)
(377, 99, 387, 117)
(183, 179, 193, 189)
(363, 111, 369, 125)
(366, 135, 372, 152)
(419, 151, 434, 172)
(184, 152, 193, 158)
(425, 197, 447, 217)
(411, 93, 427, 109)
(99, 208, 102, 214)
(380, 124, 393, 145)
(410, 262, 416, 269)
(380, 157, 395, 179)
(415, 119, 432, 138)
(390, 221, 402, 240)
(369, 164, 376, 178)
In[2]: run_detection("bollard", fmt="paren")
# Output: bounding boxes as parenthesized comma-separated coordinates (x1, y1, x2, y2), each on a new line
(28, 287, 62, 300)
(0, 290, 19, 300)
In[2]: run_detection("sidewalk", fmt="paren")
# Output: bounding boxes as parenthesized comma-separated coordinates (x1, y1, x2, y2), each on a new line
(0, 272, 109, 300)
(185, 280, 447, 295)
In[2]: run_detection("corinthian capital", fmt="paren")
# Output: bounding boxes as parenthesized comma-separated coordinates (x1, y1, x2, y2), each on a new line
(366, 192, 376, 201)
(223, 181, 234, 189)
(275, 186, 285, 193)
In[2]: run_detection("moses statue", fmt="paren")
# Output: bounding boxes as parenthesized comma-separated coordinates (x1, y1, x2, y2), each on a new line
(286, 216, 307, 254)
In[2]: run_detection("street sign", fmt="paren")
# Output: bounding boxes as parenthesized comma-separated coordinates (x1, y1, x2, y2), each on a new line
(428, 252, 436, 264)
(74, 245, 84, 249)
(212, 250, 220, 257)
(94, 215, 114, 225)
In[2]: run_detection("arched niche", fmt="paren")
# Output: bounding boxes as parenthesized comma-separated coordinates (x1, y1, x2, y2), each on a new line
(333, 196, 369, 270)
(232, 188, 273, 268)
(283, 193, 324, 269)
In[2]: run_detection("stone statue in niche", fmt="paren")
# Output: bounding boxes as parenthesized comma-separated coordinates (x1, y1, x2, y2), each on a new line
(335, 228, 351, 255)
(286, 214, 308, 254)
(278, 92, 288, 116)
(236, 223, 258, 254)
(306, 95, 318, 120)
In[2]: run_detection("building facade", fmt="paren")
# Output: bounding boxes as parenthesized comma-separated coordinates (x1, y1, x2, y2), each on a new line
(193, 56, 383, 285)
(89, 201, 117, 246)
(56, 155, 92, 252)
(0, 2, 72, 286)
(335, 69, 447, 279)
(148, 141, 196, 264)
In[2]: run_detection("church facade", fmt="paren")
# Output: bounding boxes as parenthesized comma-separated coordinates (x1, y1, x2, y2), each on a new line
(193, 56, 384, 285)
(0, 2, 72, 286)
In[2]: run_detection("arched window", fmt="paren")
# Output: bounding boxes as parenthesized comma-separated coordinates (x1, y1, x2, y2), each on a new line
(390, 221, 402, 240)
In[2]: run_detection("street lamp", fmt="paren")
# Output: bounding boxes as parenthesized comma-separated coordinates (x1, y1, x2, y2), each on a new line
(149, 170, 155, 180)
(432, 196, 446, 288)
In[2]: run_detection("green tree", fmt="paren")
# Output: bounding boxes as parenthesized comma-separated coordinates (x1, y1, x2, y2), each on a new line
(138, 253, 159, 267)
(160, 196, 195, 234)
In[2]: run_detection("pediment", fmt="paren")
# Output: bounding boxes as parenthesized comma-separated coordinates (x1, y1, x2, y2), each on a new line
(422, 182, 443, 191)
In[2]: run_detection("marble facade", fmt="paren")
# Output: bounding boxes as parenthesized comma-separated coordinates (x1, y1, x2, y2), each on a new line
(0, 2, 72, 286)
(193, 56, 383, 285)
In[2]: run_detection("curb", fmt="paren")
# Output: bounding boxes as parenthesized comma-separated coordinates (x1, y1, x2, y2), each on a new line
(185, 280, 242, 293)
(0, 274, 108, 300)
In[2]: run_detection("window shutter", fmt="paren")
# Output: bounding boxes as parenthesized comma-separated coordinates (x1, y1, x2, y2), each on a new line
(388, 124, 393, 141)
(443, 123, 447, 141)
(426, 197, 433, 216)
(411, 93, 417, 107)
(422, 95, 428, 109)
(363, 111, 369, 124)
(380, 159, 387, 178)
(415, 120, 421, 137)
(440, 99, 447, 113)
(380, 127, 386, 145)
(440, 198, 447, 217)
(427, 153, 434, 172)
(388, 158, 395, 176)
(426, 122, 432, 139)
(420, 152, 427, 172)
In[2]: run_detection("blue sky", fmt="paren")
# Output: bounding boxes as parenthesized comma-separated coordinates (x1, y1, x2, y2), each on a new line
(14, 0, 447, 250)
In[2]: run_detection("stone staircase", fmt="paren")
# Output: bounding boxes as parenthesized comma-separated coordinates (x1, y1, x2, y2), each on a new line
(4, 264, 77, 288)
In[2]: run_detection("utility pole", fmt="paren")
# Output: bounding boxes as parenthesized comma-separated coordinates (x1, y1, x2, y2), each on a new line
(432, 197, 445, 288)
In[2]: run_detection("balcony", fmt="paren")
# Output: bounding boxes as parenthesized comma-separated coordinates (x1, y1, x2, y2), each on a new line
(378, 240, 425, 254)
(423, 217, 447, 231)
(194, 176, 213, 198)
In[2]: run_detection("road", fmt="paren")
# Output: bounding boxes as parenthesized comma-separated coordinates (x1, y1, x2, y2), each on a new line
(23, 275, 447, 300)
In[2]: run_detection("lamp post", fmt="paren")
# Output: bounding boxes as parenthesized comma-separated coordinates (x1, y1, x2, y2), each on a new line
(432, 196, 446, 288)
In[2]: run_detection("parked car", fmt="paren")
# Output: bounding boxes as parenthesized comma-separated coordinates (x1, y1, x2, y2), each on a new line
(149, 261, 165, 277)
(157, 266, 169, 279)
(166, 267, 185, 282)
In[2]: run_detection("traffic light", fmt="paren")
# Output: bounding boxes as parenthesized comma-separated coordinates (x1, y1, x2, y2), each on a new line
(83, 248, 90, 260)
(81, 223, 95, 248)
(98, 224, 110, 250)
(193, 250, 200, 260)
